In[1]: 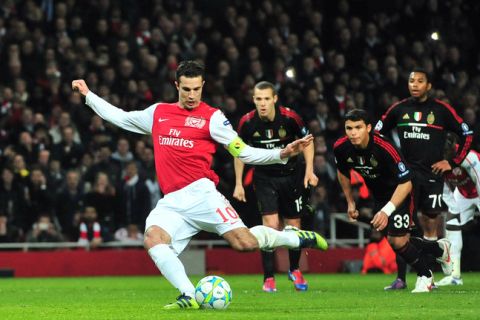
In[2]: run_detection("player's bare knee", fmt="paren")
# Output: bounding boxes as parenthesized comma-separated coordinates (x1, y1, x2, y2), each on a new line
(284, 218, 301, 229)
(144, 226, 170, 250)
(388, 235, 408, 250)
(262, 214, 281, 230)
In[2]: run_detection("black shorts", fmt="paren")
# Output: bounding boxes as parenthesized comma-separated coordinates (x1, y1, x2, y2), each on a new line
(253, 171, 306, 219)
(413, 172, 445, 215)
(376, 197, 413, 237)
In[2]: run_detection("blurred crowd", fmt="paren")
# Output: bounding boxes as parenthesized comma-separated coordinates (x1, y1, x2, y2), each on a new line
(0, 0, 479, 244)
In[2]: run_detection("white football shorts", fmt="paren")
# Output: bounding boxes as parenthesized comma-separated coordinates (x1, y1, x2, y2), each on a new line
(145, 178, 246, 255)
(445, 188, 479, 227)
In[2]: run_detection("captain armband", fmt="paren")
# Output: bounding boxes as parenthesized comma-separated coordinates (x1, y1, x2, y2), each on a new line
(381, 201, 396, 217)
(227, 137, 247, 157)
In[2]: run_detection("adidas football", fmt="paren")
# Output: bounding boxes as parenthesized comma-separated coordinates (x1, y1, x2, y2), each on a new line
(194, 275, 232, 309)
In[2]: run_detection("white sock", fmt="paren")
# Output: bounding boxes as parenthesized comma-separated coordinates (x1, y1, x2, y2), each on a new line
(148, 244, 195, 297)
(250, 225, 300, 250)
(452, 257, 461, 279)
(446, 229, 462, 278)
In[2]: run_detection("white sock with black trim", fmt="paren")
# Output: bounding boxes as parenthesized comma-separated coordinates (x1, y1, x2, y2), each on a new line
(148, 244, 195, 298)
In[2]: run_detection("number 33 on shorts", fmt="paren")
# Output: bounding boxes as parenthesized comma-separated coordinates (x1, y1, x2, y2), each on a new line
(393, 214, 410, 229)
(216, 206, 240, 223)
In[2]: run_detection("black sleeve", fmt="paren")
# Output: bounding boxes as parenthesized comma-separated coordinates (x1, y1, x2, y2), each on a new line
(333, 147, 350, 178)
(288, 111, 308, 138)
(379, 143, 412, 184)
(376, 101, 400, 134)
(440, 101, 473, 166)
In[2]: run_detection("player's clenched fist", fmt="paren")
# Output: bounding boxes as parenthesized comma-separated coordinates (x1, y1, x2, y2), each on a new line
(71, 79, 90, 96)
(347, 204, 359, 221)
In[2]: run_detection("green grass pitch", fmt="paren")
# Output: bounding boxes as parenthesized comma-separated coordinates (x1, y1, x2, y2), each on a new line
(1, 273, 480, 319)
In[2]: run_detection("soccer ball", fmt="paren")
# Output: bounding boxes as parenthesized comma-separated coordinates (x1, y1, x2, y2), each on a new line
(194, 275, 232, 309)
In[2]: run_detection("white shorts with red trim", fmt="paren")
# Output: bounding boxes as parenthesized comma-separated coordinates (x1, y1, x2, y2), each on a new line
(445, 188, 479, 227)
(145, 178, 246, 255)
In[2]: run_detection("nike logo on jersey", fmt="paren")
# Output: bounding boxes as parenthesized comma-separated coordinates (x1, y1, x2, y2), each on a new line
(158, 118, 169, 122)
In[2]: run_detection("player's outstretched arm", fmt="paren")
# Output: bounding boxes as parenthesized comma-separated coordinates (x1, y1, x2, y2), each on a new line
(71, 79, 153, 135)
(280, 134, 313, 159)
(210, 110, 299, 165)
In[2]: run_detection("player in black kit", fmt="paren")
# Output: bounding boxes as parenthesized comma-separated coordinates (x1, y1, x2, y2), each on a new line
(334, 109, 451, 293)
(233, 81, 322, 292)
(376, 68, 470, 290)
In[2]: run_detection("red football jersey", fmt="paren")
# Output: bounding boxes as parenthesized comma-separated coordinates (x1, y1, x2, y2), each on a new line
(444, 150, 480, 199)
(152, 101, 219, 194)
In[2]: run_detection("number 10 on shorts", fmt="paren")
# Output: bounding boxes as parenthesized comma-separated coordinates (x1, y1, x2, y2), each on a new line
(216, 207, 240, 223)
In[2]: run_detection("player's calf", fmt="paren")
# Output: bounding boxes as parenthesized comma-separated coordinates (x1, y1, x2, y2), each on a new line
(436, 238, 453, 276)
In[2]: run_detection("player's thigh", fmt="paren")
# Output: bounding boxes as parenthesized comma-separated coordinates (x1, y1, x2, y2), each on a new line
(277, 174, 303, 219)
(447, 194, 477, 227)
(145, 198, 199, 255)
(384, 200, 412, 237)
(415, 177, 445, 214)
(253, 175, 279, 214)
(262, 214, 282, 229)
(188, 184, 247, 236)
(387, 234, 409, 250)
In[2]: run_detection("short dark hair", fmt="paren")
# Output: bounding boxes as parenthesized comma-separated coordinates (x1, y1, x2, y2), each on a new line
(254, 81, 277, 94)
(344, 109, 371, 125)
(410, 67, 431, 83)
(176, 60, 205, 82)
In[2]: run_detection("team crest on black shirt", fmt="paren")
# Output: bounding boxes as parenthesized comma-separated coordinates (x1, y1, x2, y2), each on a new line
(427, 112, 435, 124)
(414, 112, 422, 121)
(278, 127, 286, 138)
(370, 155, 378, 167)
(265, 129, 274, 139)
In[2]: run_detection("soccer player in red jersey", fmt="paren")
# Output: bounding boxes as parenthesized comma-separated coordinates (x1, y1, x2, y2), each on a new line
(72, 61, 327, 309)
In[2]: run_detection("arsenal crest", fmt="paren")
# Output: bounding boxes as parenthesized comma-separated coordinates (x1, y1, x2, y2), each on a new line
(185, 116, 206, 129)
